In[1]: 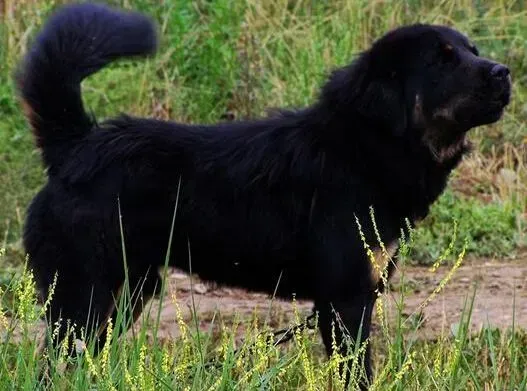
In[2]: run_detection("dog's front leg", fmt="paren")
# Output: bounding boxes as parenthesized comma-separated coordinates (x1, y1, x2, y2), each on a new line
(316, 291, 375, 390)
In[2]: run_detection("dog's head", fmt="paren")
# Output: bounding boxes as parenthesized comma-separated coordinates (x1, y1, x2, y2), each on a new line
(322, 24, 511, 162)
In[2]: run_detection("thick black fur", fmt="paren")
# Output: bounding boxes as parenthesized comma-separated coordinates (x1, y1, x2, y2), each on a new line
(18, 3, 511, 388)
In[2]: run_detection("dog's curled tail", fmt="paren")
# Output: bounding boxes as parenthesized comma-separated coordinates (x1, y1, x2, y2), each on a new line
(16, 3, 157, 169)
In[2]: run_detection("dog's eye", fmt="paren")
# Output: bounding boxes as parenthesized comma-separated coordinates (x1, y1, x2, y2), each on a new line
(440, 44, 457, 64)
(443, 44, 454, 56)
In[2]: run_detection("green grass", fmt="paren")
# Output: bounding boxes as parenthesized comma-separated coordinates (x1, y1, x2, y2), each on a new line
(1, 0, 527, 389)
(410, 189, 524, 264)
(1, 232, 527, 390)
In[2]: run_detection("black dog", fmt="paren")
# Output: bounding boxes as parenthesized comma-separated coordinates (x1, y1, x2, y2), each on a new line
(18, 3, 510, 388)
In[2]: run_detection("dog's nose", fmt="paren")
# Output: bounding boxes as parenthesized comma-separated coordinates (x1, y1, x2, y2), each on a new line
(490, 64, 510, 79)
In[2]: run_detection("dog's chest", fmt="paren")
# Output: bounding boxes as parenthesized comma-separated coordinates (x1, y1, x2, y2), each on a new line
(369, 240, 399, 286)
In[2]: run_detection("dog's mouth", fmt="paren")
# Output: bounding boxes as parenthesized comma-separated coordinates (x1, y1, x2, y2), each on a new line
(491, 89, 511, 107)
(478, 90, 511, 124)
(422, 127, 468, 163)
(488, 76, 512, 109)
(458, 84, 511, 129)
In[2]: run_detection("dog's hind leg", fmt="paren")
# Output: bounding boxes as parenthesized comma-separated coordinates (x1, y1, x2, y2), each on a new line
(40, 264, 122, 355)
(27, 241, 122, 356)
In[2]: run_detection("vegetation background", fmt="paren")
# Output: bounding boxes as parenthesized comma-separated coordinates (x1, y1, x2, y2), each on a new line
(0, 0, 526, 390)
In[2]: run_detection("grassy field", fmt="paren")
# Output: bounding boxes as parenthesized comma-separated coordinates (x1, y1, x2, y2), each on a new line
(0, 0, 526, 389)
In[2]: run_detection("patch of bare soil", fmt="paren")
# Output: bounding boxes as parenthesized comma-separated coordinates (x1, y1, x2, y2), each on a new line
(137, 256, 527, 342)
(386, 257, 527, 338)
(5, 257, 527, 345)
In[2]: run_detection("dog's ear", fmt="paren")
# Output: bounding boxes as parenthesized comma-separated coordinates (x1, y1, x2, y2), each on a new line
(356, 75, 408, 136)
(322, 54, 409, 137)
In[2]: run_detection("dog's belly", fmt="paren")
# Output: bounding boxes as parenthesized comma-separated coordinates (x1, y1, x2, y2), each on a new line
(162, 191, 314, 298)
(168, 233, 312, 299)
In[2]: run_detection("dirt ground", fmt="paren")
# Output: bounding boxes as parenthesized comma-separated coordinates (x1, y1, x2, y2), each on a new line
(135, 255, 527, 343)
(6, 256, 526, 345)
